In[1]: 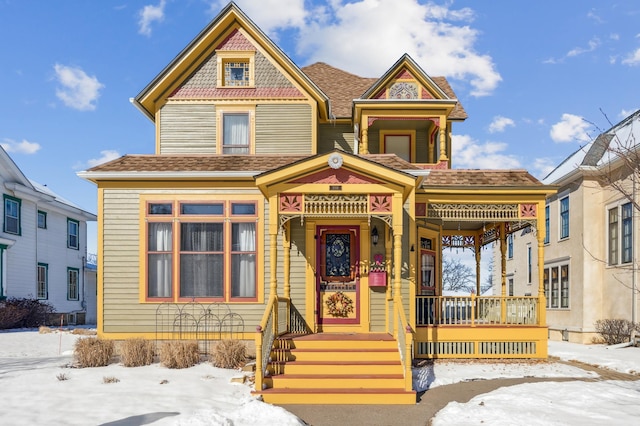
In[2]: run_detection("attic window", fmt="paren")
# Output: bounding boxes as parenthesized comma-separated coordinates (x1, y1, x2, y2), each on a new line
(216, 51, 255, 88)
(224, 61, 250, 87)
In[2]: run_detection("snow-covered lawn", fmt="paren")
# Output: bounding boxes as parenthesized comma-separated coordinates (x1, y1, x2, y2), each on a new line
(1, 328, 639, 425)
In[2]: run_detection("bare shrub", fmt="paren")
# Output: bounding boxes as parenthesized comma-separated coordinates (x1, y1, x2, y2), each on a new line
(159, 341, 200, 369)
(39, 325, 53, 334)
(71, 328, 97, 335)
(211, 339, 247, 369)
(119, 338, 155, 367)
(0, 298, 54, 329)
(102, 376, 120, 384)
(74, 337, 115, 367)
(595, 319, 640, 345)
(56, 373, 69, 381)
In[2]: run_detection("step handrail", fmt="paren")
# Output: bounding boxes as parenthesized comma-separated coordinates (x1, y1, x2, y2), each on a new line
(255, 295, 290, 391)
(395, 298, 414, 392)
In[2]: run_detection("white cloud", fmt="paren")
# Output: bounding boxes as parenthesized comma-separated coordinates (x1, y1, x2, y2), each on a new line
(452, 134, 521, 169)
(619, 108, 639, 119)
(532, 158, 557, 180)
(138, 0, 166, 37)
(209, 0, 307, 36)
(488, 116, 515, 133)
(566, 38, 601, 57)
(53, 64, 104, 111)
(87, 150, 121, 168)
(549, 113, 593, 143)
(215, 0, 500, 97)
(622, 47, 640, 65)
(1, 138, 41, 154)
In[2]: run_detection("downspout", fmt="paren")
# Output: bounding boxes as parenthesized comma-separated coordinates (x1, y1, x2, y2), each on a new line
(633, 174, 637, 325)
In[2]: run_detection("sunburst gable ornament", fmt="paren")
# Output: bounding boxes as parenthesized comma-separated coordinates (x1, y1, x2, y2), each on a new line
(328, 152, 343, 169)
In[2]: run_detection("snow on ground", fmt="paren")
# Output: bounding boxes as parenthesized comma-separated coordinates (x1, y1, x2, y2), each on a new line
(0, 328, 303, 426)
(1, 328, 639, 425)
(430, 340, 640, 426)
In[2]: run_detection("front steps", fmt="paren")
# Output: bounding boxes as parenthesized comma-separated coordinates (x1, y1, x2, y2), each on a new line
(253, 333, 416, 405)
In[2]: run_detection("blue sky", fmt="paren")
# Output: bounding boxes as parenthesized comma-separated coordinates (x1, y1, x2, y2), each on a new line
(1, 0, 639, 255)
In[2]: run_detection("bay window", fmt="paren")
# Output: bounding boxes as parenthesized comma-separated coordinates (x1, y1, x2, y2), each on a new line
(145, 199, 258, 302)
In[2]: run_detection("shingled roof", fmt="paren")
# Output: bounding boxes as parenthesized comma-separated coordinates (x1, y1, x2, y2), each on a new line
(423, 169, 543, 188)
(301, 62, 467, 120)
(85, 152, 423, 175)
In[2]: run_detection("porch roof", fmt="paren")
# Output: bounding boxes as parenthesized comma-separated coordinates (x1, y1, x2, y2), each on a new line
(79, 152, 423, 180)
(422, 169, 545, 188)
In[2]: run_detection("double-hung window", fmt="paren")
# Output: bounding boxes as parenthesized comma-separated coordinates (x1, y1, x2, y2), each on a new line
(559, 196, 569, 239)
(608, 202, 633, 265)
(222, 113, 250, 154)
(4, 195, 21, 235)
(67, 268, 79, 300)
(145, 199, 258, 302)
(622, 203, 633, 263)
(38, 211, 47, 229)
(544, 205, 550, 244)
(543, 263, 569, 309)
(67, 219, 79, 250)
(37, 263, 48, 299)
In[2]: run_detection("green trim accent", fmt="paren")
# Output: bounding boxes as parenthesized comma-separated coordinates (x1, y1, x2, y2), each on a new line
(37, 210, 47, 229)
(3, 194, 22, 236)
(0, 246, 4, 298)
(37, 263, 49, 300)
(67, 267, 80, 300)
(67, 218, 80, 250)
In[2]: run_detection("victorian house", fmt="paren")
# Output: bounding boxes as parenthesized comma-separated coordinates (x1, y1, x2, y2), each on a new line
(79, 2, 555, 404)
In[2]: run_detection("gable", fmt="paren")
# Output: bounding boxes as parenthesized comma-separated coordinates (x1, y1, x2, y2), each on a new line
(169, 29, 305, 100)
(372, 67, 436, 100)
(134, 3, 329, 121)
(290, 167, 381, 185)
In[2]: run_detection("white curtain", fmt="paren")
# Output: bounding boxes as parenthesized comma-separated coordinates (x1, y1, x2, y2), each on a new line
(180, 223, 223, 298)
(148, 222, 172, 298)
(223, 114, 249, 154)
(232, 223, 255, 297)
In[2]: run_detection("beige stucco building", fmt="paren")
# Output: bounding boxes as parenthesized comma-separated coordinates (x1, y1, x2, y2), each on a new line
(497, 110, 640, 344)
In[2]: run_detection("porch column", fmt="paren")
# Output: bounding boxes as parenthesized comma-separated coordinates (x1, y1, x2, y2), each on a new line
(537, 201, 547, 326)
(474, 236, 481, 295)
(283, 222, 291, 299)
(385, 228, 393, 301)
(269, 195, 279, 297)
(438, 116, 448, 161)
(393, 232, 403, 301)
(499, 223, 507, 322)
(392, 193, 404, 302)
(361, 123, 369, 154)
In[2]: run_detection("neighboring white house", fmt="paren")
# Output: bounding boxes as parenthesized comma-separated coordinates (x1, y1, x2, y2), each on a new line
(495, 110, 640, 344)
(1, 146, 97, 325)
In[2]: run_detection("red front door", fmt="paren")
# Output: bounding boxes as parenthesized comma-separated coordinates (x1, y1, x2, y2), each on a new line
(316, 225, 360, 327)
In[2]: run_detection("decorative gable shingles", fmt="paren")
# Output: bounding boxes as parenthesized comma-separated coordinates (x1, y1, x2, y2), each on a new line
(217, 28, 255, 51)
(170, 29, 303, 99)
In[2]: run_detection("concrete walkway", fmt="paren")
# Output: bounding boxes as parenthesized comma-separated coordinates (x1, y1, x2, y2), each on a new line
(280, 360, 640, 426)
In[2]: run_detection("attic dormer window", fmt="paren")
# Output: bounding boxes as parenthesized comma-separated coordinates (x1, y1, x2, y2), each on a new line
(216, 51, 255, 88)
(224, 61, 250, 87)
(389, 82, 418, 99)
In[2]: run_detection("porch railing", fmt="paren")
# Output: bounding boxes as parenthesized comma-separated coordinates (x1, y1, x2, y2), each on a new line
(394, 299, 414, 392)
(255, 296, 288, 391)
(416, 295, 539, 326)
(255, 296, 310, 391)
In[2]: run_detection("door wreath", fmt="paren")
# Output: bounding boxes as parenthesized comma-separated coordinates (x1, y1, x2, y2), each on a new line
(325, 291, 354, 317)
